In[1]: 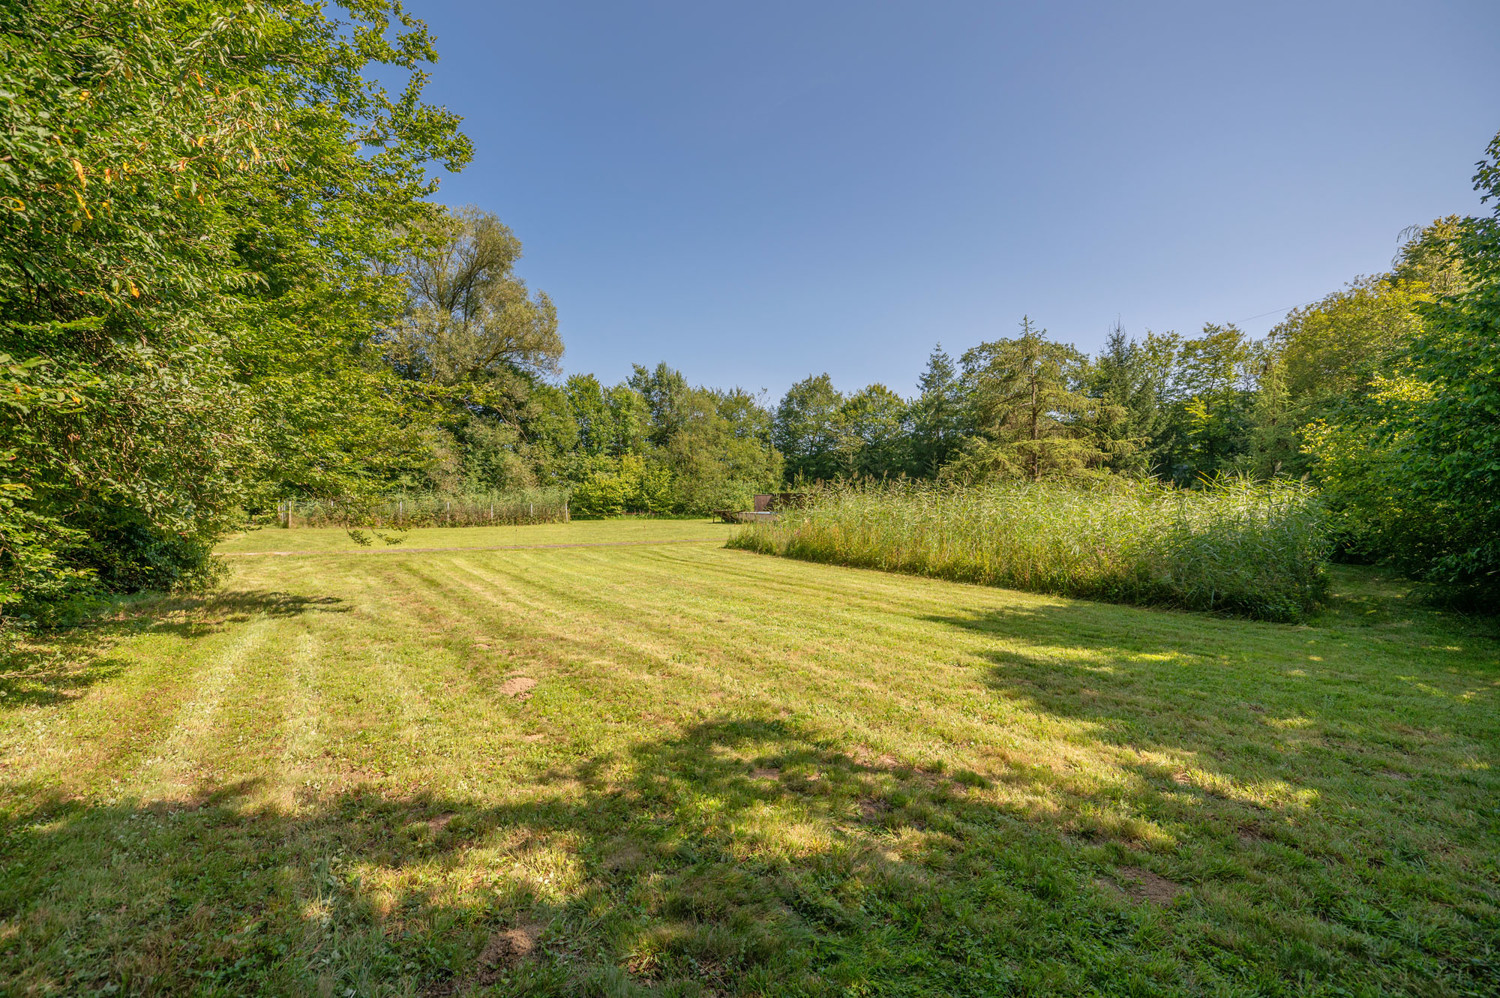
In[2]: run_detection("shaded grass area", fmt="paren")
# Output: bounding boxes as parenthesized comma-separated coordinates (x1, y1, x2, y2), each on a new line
(1, 525, 1496, 995)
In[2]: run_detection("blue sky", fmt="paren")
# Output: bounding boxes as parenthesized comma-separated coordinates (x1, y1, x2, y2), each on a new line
(411, 0, 1500, 399)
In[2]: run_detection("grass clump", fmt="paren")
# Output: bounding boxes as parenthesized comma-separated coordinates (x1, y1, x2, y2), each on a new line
(728, 477, 1331, 620)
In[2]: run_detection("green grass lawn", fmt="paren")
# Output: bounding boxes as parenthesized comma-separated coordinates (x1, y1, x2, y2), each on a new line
(1, 521, 1496, 996)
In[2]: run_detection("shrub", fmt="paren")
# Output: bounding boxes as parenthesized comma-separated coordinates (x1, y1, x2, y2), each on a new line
(570, 455, 675, 518)
(728, 477, 1331, 621)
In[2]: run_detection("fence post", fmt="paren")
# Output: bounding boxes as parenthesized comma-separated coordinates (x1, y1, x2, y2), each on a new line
(491, 502, 495, 522)
(529, 502, 533, 520)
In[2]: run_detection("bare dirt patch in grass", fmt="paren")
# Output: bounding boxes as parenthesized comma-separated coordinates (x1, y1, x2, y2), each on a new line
(1107, 866, 1185, 905)
(477, 923, 540, 978)
(1236, 822, 1273, 845)
(423, 923, 541, 996)
(498, 676, 536, 699)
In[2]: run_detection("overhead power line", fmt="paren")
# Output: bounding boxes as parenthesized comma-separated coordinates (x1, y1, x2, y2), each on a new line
(1232, 297, 1326, 324)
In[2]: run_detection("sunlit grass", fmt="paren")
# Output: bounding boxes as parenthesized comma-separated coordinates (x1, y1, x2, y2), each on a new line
(0, 522, 1494, 995)
(730, 478, 1332, 620)
(217, 517, 734, 555)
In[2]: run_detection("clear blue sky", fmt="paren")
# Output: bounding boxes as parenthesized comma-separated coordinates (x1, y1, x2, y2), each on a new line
(411, 0, 1500, 400)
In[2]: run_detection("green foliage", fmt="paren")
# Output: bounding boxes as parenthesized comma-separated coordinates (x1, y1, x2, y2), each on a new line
(1308, 133, 1500, 606)
(836, 384, 909, 478)
(0, 349, 91, 617)
(772, 373, 845, 482)
(1084, 323, 1159, 475)
(1155, 324, 1255, 483)
(664, 388, 780, 513)
(774, 375, 914, 483)
(1255, 275, 1427, 480)
(570, 455, 675, 518)
(0, 0, 469, 620)
(730, 477, 1331, 621)
(628, 362, 692, 448)
(380, 206, 560, 391)
(906, 344, 967, 476)
(947, 317, 1110, 482)
(286, 488, 569, 528)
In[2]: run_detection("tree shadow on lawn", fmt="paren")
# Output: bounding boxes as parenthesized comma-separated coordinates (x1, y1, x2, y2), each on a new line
(3, 716, 1494, 997)
(0, 589, 348, 709)
(916, 594, 1499, 989)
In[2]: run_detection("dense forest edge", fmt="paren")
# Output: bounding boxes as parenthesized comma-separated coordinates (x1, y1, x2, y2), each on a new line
(2, 1, 1497, 630)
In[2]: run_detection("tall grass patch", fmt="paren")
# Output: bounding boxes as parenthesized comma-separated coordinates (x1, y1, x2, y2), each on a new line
(728, 478, 1331, 620)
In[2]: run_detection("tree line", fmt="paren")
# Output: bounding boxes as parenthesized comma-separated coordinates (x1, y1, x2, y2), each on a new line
(2, 2, 1495, 623)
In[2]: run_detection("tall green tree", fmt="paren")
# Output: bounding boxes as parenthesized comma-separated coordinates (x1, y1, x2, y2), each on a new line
(1309, 133, 1500, 606)
(1085, 322, 1160, 475)
(381, 206, 560, 394)
(948, 318, 1108, 481)
(564, 374, 615, 457)
(1152, 324, 1253, 483)
(773, 374, 845, 482)
(603, 382, 651, 456)
(666, 388, 781, 512)
(837, 384, 910, 479)
(906, 345, 967, 476)
(628, 362, 691, 448)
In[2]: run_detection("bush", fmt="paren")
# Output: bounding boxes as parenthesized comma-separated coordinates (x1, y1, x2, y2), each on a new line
(569, 455, 675, 518)
(727, 477, 1331, 621)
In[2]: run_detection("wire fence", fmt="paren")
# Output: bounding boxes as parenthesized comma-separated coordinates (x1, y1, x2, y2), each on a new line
(266, 490, 570, 529)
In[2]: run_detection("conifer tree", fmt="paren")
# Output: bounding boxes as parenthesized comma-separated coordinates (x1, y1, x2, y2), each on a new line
(950, 318, 1110, 481)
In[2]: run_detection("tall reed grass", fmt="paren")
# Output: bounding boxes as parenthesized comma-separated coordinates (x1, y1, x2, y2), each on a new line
(278, 488, 570, 529)
(728, 477, 1331, 621)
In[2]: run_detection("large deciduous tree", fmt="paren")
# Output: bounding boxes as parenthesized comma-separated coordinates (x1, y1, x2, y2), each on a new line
(773, 374, 845, 483)
(0, 0, 469, 619)
(383, 206, 561, 393)
(1307, 134, 1500, 605)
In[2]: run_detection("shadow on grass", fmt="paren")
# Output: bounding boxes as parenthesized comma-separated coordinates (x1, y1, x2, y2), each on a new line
(3, 714, 1495, 996)
(901, 587, 1499, 987)
(919, 591, 1499, 837)
(0, 589, 347, 709)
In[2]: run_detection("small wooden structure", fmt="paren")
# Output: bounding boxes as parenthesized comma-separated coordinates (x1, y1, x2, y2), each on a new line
(715, 493, 812, 523)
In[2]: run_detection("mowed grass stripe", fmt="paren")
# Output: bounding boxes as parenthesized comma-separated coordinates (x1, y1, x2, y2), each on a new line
(378, 546, 1150, 833)
(129, 616, 283, 804)
(242, 559, 516, 797)
(0, 612, 282, 810)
